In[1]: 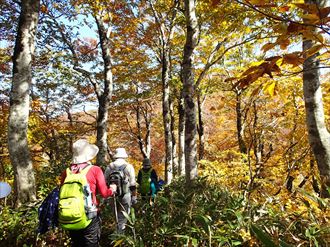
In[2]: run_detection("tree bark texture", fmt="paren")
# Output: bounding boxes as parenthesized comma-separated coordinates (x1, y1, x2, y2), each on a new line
(8, 0, 40, 206)
(303, 46, 330, 193)
(302, 0, 330, 197)
(95, 17, 113, 167)
(178, 90, 185, 176)
(162, 50, 173, 184)
(182, 0, 199, 183)
(197, 93, 205, 160)
(236, 91, 247, 154)
(170, 98, 179, 176)
(134, 102, 152, 159)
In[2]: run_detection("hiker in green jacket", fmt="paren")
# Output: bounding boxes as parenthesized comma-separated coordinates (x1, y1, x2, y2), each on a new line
(137, 158, 158, 204)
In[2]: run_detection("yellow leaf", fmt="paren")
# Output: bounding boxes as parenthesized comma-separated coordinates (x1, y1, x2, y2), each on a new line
(317, 51, 330, 60)
(302, 14, 320, 24)
(250, 60, 264, 67)
(114, 239, 124, 247)
(264, 82, 276, 97)
(302, 14, 320, 21)
(315, 33, 324, 43)
(306, 44, 323, 58)
(275, 58, 283, 67)
(268, 82, 276, 96)
(248, 0, 266, 4)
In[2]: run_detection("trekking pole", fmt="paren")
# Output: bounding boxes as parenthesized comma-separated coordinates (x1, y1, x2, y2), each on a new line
(113, 194, 119, 232)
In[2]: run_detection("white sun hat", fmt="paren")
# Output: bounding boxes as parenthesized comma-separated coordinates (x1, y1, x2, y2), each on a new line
(113, 148, 128, 159)
(0, 182, 11, 199)
(72, 139, 99, 164)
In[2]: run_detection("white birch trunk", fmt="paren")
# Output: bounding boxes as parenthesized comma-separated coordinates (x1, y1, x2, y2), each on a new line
(182, 0, 199, 183)
(303, 0, 330, 197)
(8, 0, 40, 206)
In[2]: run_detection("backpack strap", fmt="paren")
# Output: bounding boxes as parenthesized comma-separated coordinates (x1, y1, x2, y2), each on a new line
(67, 164, 92, 175)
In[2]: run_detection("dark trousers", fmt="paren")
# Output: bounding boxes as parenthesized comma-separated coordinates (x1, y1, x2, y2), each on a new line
(69, 216, 101, 247)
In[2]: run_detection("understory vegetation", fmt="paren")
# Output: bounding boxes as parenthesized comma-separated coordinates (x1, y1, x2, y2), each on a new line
(1, 175, 329, 246)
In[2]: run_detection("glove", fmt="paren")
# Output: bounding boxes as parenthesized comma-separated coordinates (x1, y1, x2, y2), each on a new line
(131, 195, 137, 205)
(109, 184, 117, 195)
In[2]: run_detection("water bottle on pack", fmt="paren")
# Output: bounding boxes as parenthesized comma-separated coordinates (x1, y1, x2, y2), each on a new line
(84, 184, 98, 219)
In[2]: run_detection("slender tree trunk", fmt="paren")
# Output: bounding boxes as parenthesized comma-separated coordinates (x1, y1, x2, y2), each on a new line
(95, 17, 113, 167)
(236, 91, 247, 154)
(149, 0, 179, 183)
(303, 0, 330, 197)
(135, 103, 152, 159)
(197, 93, 206, 160)
(8, 0, 40, 206)
(170, 98, 178, 176)
(162, 50, 173, 183)
(182, 0, 199, 183)
(178, 90, 185, 176)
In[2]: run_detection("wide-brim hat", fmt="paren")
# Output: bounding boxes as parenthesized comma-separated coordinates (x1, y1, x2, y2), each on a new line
(113, 148, 128, 159)
(72, 139, 99, 164)
(142, 158, 151, 168)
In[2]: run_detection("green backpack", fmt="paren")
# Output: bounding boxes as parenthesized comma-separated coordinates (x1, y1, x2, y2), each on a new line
(58, 165, 95, 230)
(139, 169, 152, 196)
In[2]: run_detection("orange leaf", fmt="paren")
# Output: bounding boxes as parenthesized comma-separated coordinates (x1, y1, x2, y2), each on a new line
(265, 56, 282, 64)
(279, 39, 290, 50)
(282, 53, 304, 67)
(319, 7, 330, 19)
(294, 3, 318, 14)
(40, 5, 48, 13)
(241, 66, 259, 77)
(279, 5, 290, 12)
(261, 43, 276, 52)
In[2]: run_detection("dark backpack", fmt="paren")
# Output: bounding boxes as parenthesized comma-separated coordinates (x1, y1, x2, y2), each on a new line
(106, 164, 129, 197)
(38, 187, 59, 234)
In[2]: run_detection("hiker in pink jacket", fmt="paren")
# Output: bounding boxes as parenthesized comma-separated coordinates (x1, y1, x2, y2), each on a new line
(60, 139, 116, 247)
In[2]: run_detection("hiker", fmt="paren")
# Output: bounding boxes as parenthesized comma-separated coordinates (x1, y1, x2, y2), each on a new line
(104, 148, 137, 234)
(137, 158, 158, 204)
(59, 139, 117, 247)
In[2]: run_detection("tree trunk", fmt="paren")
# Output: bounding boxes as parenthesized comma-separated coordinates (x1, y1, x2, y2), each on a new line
(178, 90, 185, 176)
(197, 93, 206, 160)
(235, 91, 247, 154)
(95, 17, 113, 167)
(170, 98, 178, 176)
(8, 0, 40, 206)
(182, 0, 199, 183)
(162, 50, 173, 184)
(134, 102, 152, 159)
(303, 0, 330, 197)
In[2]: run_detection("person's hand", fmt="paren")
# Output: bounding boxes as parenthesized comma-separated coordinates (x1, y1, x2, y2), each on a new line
(109, 184, 117, 195)
(131, 195, 137, 205)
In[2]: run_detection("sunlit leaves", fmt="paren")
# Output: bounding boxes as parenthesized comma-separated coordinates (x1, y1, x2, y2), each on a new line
(235, 56, 281, 89)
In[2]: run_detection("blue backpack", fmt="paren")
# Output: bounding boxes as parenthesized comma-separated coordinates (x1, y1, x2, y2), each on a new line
(38, 187, 59, 234)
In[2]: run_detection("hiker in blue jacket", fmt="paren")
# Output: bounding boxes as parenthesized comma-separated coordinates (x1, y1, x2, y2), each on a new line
(137, 158, 158, 204)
